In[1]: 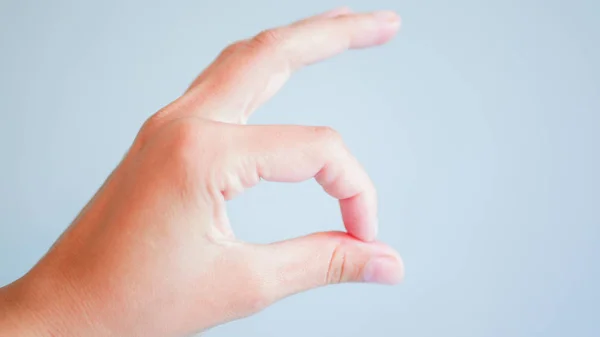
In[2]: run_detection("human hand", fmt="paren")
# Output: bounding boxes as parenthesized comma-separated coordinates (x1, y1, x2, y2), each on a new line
(0, 8, 403, 337)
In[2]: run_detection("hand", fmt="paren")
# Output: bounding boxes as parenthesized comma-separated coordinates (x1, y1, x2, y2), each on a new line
(0, 8, 404, 337)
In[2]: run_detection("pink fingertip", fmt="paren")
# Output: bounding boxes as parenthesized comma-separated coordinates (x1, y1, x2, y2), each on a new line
(362, 256, 405, 285)
(372, 10, 401, 25)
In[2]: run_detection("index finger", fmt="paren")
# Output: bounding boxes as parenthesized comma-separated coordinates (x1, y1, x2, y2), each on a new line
(228, 124, 378, 242)
(180, 11, 400, 124)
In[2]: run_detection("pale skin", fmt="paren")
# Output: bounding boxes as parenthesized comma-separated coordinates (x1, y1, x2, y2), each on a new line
(0, 8, 404, 337)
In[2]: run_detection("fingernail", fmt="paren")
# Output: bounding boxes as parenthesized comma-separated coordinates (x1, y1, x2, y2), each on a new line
(373, 11, 400, 25)
(362, 256, 404, 285)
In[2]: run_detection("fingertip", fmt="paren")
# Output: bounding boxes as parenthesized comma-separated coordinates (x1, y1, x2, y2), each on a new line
(339, 192, 378, 242)
(372, 10, 400, 24)
(345, 222, 377, 242)
(393, 252, 406, 283)
(341, 11, 401, 49)
(372, 11, 401, 44)
(362, 254, 405, 285)
(372, 216, 379, 240)
(344, 238, 404, 285)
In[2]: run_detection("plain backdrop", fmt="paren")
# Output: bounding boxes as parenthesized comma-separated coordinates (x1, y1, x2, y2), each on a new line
(1, 0, 599, 336)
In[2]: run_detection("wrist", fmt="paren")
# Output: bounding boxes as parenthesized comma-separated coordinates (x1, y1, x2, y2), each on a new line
(0, 271, 98, 337)
(0, 278, 51, 337)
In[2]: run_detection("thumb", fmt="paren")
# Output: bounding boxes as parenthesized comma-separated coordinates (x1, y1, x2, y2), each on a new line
(248, 231, 404, 303)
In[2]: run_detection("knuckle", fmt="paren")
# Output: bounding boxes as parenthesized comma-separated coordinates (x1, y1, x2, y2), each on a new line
(314, 126, 344, 149)
(214, 250, 274, 317)
(136, 108, 172, 146)
(167, 120, 205, 166)
(222, 39, 247, 56)
(142, 112, 164, 131)
(252, 28, 284, 50)
(239, 272, 272, 314)
(244, 282, 271, 314)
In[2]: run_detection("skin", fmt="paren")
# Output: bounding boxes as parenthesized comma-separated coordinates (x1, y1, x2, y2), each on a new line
(0, 8, 404, 337)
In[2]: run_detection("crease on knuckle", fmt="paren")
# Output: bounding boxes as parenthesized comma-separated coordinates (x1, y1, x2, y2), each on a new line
(252, 28, 283, 50)
(326, 243, 347, 285)
(249, 28, 299, 72)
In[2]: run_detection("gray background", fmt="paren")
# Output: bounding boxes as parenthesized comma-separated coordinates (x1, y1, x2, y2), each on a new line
(1, 0, 598, 336)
